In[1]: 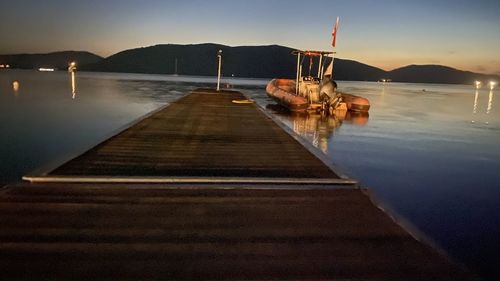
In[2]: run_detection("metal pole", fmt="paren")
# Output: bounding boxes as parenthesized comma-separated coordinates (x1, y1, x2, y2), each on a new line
(217, 50, 222, 91)
(331, 53, 336, 77)
(318, 55, 323, 78)
(296, 52, 301, 95)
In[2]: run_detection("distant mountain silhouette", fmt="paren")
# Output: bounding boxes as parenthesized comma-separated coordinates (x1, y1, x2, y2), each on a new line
(388, 64, 498, 84)
(84, 44, 498, 84)
(83, 43, 390, 80)
(3, 45, 498, 84)
(0, 51, 102, 70)
(332, 59, 387, 82)
(83, 44, 295, 77)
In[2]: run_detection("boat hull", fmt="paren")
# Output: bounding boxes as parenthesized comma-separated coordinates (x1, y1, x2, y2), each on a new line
(266, 79, 370, 113)
(266, 79, 308, 111)
(339, 93, 371, 112)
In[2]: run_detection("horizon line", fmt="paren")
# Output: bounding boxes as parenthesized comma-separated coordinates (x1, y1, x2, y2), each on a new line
(1, 43, 500, 77)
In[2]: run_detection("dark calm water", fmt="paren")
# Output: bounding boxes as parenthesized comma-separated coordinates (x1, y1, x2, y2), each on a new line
(1, 70, 499, 279)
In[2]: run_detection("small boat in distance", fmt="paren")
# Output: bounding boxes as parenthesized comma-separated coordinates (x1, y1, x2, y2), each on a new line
(38, 68, 55, 72)
(266, 50, 370, 114)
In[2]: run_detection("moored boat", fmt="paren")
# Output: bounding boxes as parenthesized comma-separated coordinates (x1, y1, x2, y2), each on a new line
(266, 18, 370, 114)
(266, 78, 370, 113)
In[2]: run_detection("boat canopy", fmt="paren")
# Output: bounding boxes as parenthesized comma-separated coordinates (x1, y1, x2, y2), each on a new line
(292, 50, 336, 93)
(292, 50, 335, 57)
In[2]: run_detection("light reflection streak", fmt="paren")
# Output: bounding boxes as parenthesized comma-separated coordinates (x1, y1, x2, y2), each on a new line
(71, 71, 76, 99)
(379, 84, 386, 104)
(68, 62, 77, 99)
(12, 81, 19, 96)
(486, 89, 494, 115)
(471, 88, 494, 124)
(473, 89, 479, 115)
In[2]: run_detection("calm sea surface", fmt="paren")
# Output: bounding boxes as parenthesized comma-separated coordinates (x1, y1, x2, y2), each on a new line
(1, 70, 499, 279)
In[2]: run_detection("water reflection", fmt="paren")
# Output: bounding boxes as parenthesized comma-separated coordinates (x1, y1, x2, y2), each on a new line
(487, 89, 494, 115)
(346, 111, 370, 126)
(266, 104, 369, 153)
(379, 84, 387, 104)
(68, 62, 77, 99)
(296, 114, 339, 153)
(12, 81, 19, 96)
(70, 71, 76, 99)
(472, 88, 495, 124)
(473, 89, 479, 115)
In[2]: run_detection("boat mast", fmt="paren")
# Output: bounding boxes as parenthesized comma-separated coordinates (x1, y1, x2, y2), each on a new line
(329, 17, 340, 78)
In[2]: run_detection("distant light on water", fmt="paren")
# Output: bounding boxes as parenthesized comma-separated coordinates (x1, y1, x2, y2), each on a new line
(490, 81, 497, 90)
(38, 68, 55, 72)
(475, 81, 482, 89)
(12, 81, 20, 93)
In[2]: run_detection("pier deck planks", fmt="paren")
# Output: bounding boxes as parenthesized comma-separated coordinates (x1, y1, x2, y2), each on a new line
(0, 183, 472, 281)
(47, 89, 338, 180)
(0, 89, 474, 280)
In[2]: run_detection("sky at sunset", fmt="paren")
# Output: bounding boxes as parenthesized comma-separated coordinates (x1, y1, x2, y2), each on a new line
(1, 0, 500, 74)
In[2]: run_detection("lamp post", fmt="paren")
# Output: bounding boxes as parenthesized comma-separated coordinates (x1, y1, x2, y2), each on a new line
(68, 62, 76, 73)
(217, 50, 222, 92)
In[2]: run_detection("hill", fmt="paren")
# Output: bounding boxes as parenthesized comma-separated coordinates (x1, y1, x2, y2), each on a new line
(3, 45, 498, 84)
(84, 44, 499, 84)
(0, 51, 103, 70)
(388, 64, 499, 84)
(82, 44, 387, 80)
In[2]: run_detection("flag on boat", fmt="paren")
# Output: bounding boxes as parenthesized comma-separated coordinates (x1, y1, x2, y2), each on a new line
(332, 16, 340, 48)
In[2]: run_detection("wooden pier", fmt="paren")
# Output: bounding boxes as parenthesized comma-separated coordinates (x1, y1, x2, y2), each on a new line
(1, 89, 473, 280)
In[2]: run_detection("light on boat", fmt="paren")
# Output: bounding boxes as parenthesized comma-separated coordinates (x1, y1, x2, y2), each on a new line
(475, 81, 482, 89)
(38, 68, 55, 72)
(490, 81, 497, 90)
